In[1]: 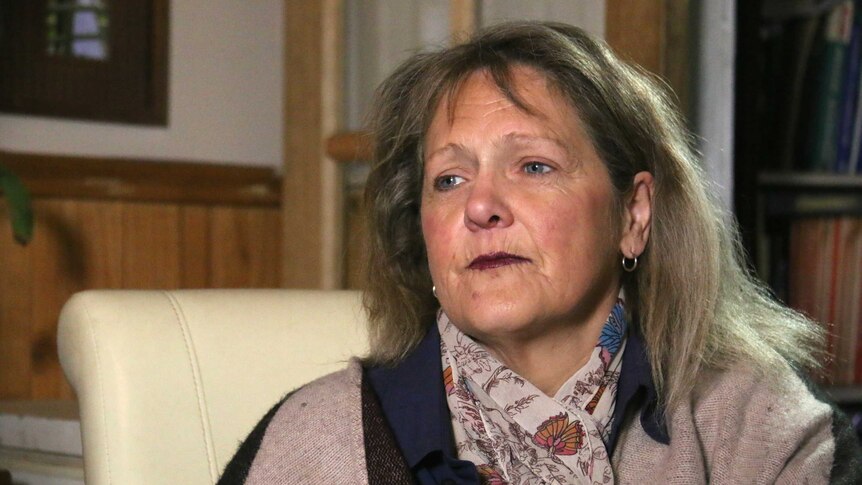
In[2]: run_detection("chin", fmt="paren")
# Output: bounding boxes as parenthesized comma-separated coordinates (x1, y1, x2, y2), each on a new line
(452, 301, 542, 342)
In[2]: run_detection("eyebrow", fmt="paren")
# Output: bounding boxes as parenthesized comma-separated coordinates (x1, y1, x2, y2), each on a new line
(498, 132, 571, 153)
(425, 132, 571, 162)
(425, 143, 466, 163)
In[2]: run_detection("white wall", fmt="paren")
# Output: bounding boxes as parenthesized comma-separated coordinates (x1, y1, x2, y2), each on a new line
(0, 1, 284, 168)
(344, 0, 451, 130)
(344, 0, 606, 130)
(480, 0, 604, 38)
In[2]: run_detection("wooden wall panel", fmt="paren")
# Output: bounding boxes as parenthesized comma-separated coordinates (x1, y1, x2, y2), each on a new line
(449, 0, 478, 43)
(30, 201, 84, 399)
(210, 207, 281, 288)
(181, 206, 212, 288)
(605, 0, 692, 117)
(75, 201, 125, 290)
(121, 203, 182, 289)
(605, 0, 664, 76)
(244, 208, 282, 288)
(211, 208, 251, 288)
(0, 156, 281, 400)
(345, 190, 367, 290)
(282, 0, 344, 289)
(0, 205, 34, 399)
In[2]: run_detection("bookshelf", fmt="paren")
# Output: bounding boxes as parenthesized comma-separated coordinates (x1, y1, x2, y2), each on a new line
(737, 0, 862, 410)
(828, 385, 862, 404)
(755, 173, 862, 282)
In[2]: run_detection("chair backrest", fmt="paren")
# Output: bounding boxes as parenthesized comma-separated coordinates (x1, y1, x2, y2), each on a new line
(57, 289, 369, 485)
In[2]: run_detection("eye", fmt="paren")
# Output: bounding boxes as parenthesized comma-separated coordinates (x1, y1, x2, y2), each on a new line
(433, 174, 465, 191)
(523, 161, 553, 175)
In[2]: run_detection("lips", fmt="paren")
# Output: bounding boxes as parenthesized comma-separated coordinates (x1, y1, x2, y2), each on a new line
(468, 252, 531, 270)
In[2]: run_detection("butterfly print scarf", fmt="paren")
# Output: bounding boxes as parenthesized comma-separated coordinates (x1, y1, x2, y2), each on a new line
(439, 301, 627, 485)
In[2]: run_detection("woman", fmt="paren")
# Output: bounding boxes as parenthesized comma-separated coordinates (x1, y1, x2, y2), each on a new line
(220, 22, 860, 484)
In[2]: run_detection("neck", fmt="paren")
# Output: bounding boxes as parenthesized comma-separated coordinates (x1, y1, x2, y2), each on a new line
(476, 294, 618, 397)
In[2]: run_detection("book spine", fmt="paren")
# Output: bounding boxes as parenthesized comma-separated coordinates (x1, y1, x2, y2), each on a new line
(836, 22, 862, 172)
(790, 220, 831, 382)
(807, 2, 854, 172)
(847, 59, 862, 172)
(845, 218, 862, 384)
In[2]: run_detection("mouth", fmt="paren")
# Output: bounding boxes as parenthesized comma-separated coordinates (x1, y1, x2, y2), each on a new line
(468, 252, 531, 271)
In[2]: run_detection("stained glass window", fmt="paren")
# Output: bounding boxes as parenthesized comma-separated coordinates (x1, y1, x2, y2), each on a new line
(46, 0, 110, 61)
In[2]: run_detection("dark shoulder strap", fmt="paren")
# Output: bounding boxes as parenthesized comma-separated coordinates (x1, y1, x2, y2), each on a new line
(827, 402, 862, 485)
(361, 375, 415, 485)
(801, 377, 862, 484)
(216, 392, 294, 485)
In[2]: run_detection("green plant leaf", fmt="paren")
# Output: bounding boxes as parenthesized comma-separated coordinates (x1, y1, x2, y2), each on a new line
(0, 164, 34, 245)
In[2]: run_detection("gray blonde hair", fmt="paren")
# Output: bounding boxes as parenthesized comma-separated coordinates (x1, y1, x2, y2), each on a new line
(362, 21, 823, 412)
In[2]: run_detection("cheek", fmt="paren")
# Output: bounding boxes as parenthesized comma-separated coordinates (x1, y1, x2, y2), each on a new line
(538, 193, 616, 260)
(421, 209, 455, 273)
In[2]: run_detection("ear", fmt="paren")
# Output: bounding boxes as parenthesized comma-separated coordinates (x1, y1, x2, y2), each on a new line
(619, 171, 654, 258)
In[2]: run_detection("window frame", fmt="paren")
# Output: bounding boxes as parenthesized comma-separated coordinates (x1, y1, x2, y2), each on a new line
(0, 0, 169, 125)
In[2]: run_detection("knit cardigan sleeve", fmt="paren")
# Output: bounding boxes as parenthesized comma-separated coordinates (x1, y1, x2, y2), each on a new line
(216, 360, 414, 485)
(217, 395, 288, 484)
(613, 365, 862, 484)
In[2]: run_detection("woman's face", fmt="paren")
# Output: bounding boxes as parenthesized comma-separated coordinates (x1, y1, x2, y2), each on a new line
(421, 67, 624, 345)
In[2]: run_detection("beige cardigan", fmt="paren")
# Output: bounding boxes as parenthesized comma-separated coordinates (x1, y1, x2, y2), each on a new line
(229, 360, 855, 484)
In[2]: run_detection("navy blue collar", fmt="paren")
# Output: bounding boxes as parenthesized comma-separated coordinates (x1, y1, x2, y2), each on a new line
(365, 324, 454, 468)
(365, 323, 668, 467)
(607, 329, 669, 453)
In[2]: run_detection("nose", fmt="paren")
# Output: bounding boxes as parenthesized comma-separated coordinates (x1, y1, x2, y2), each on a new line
(464, 174, 514, 231)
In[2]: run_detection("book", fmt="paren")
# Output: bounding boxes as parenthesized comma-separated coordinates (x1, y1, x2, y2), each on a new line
(847, 54, 862, 172)
(841, 218, 862, 383)
(789, 217, 862, 384)
(835, 21, 862, 172)
(790, 219, 831, 381)
(772, 16, 822, 171)
(805, 1, 855, 172)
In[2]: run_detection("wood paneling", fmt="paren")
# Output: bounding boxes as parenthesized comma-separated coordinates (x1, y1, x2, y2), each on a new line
(210, 207, 281, 288)
(449, 0, 478, 43)
(121, 203, 182, 289)
(0, 204, 34, 399)
(0, 150, 280, 206)
(282, 0, 344, 289)
(181, 207, 211, 288)
(345, 189, 368, 290)
(0, 156, 282, 400)
(327, 132, 373, 164)
(30, 201, 81, 399)
(664, 0, 693, 116)
(605, 0, 692, 117)
(606, 0, 665, 76)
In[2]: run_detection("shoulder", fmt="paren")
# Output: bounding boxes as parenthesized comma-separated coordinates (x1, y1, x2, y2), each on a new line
(680, 367, 835, 474)
(687, 364, 859, 483)
(694, 367, 862, 483)
(218, 361, 368, 485)
(615, 364, 861, 483)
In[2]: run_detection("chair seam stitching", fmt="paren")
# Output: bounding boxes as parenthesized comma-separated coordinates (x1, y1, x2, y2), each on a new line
(80, 296, 113, 484)
(165, 291, 218, 481)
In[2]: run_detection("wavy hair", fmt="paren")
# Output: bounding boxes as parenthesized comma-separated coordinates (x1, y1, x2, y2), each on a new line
(362, 21, 823, 412)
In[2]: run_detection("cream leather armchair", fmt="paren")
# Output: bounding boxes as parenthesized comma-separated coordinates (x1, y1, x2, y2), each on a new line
(57, 289, 369, 485)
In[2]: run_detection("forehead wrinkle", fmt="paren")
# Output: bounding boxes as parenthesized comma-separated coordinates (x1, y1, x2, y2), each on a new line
(476, 97, 517, 118)
(429, 68, 585, 165)
(444, 68, 544, 125)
